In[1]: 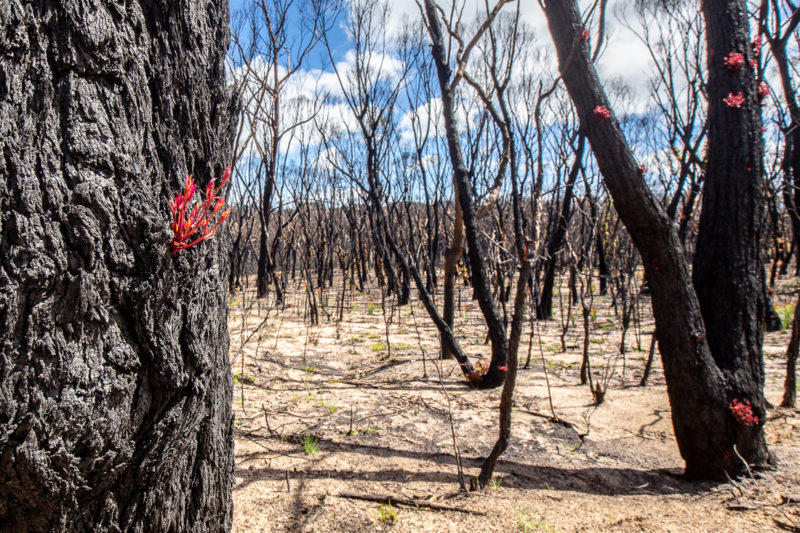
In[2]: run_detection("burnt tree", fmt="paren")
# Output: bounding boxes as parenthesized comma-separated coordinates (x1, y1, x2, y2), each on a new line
(0, 1, 235, 530)
(543, 0, 771, 479)
(421, 0, 514, 387)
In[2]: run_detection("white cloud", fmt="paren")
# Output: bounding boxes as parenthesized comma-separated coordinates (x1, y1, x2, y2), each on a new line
(231, 0, 687, 173)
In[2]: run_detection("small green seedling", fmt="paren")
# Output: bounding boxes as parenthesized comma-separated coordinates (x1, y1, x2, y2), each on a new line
(378, 501, 397, 523)
(304, 435, 319, 455)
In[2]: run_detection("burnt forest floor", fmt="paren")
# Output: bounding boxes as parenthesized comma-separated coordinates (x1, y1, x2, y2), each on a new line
(229, 274, 800, 532)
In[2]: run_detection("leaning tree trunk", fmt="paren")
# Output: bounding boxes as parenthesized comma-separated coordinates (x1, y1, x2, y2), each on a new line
(542, 0, 769, 479)
(423, 0, 508, 387)
(0, 1, 236, 531)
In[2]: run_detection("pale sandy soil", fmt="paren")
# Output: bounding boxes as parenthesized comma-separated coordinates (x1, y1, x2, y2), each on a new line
(228, 278, 800, 532)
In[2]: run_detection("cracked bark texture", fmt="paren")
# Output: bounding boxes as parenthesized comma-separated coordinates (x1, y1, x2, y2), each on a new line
(0, 1, 236, 531)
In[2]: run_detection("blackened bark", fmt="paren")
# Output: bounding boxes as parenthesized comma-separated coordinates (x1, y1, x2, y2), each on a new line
(542, 0, 768, 479)
(257, 222, 271, 297)
(767, 17, 800, 279)
(423, 0, 508, 387)
(441, 199, 464, 360)
(537, 134, 585, 319)
(782, 292, 800, 408)
(639, 331, 658, 387)
(677, 178, 702, 246)
(692, 0, 770, 473)
(474, 259, 530, 489)
(764, 278, 782, 332)
(0, 1, 235, 531)
(596, 231, 609, 295)
(385, 236, 476, 377)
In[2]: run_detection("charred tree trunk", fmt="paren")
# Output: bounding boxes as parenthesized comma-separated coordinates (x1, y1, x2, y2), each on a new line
(229, 234, 242, 292)
(691, 0, 770, 475)
(256, 221, 271, 297)
(639, 331, 658, 387)
(537, 134, 585, 319)
(592, 197, 609, 296)
(423, 0, 508, 387)
(763, 277, 782, 332)
(596, 232, 609, 295)
(768, 26, 800, 276)
(782, 292, 800, 408)
(543, 0, 770, 479)
(0, 1, 235, 531)
(441, 199, 465, 360)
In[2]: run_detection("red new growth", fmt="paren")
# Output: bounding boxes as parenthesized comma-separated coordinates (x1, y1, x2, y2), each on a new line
(723, 51, 744, 71)
(593, 105, 611, 121)
(758, 81, 769, 100)
(723, 92, 745, 108)
(729, 398, 759, 426)
(752, 35, 762, 53)
(581, 29, 590, 42)
(169, 166, 232, 255)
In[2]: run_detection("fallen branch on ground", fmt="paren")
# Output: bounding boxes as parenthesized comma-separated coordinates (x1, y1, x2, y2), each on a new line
(336, 491, 487, 515)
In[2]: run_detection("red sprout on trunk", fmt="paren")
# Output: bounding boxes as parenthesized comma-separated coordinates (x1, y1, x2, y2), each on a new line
(729, 399, 759, 426)
(723, 51, 744, 71)
(593, 105, 611, 121)
(170, 166, 232, 256)
(723, 92, 745, 108)
(758, 81, 769, 100)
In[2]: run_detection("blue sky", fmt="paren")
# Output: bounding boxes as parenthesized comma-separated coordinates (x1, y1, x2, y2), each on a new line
(228, 0, 352, 69)
(226, 0, 788, 199)
(227, 0, 661, 101)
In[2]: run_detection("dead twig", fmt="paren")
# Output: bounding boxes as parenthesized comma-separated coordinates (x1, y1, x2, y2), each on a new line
(723, 470, 745, 498)
(732, 444, 755, 480)
(336, 491, 487, 515)
(726, 502, 762, 511)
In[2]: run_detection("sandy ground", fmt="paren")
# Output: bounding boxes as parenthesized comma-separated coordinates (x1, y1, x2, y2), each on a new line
(228, 277, 800, 532)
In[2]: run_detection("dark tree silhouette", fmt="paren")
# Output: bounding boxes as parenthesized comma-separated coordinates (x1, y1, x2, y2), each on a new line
(0, 1, 236, 530)
(542, 0, 771, 479)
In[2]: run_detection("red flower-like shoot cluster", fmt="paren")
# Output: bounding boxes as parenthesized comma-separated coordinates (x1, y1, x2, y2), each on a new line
(729, 398, 759, 426)
(723, 92, 745, 108)
(723, 51, 745, 71)
(582, 29, 590, 42)
(593, 105, 611, 121)
(170, 166, 232, 256)
(752, 35, 762, 54)
(758, 81, 769, 100)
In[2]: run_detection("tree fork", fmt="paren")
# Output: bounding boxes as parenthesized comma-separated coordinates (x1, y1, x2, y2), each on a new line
(542, 0, 770, 479)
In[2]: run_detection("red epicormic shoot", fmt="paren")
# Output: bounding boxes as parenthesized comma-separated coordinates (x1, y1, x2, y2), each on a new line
(751, 35, 762, 54)
(723, 51, 744, 71)
(758, 81, 769, 100)
(729, 398, 759, 426)
(169, 166, 232, 256)
(723, 91, 745, 108)
(593, 105, 611, 121)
